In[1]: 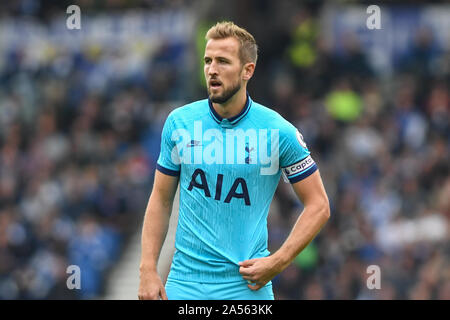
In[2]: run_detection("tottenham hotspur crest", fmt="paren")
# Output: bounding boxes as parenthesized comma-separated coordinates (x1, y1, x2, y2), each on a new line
(296, 130, 307, 149)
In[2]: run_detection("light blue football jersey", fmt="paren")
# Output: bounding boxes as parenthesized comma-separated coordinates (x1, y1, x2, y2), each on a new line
(156, 93, 317, 283)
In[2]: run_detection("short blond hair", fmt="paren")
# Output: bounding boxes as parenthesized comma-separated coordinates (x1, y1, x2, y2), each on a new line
(205, 21, 258, 65)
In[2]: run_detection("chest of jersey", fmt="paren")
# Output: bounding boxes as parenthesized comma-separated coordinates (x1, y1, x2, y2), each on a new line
(174, 120, 281, 207)
(174, 120, 280, 175)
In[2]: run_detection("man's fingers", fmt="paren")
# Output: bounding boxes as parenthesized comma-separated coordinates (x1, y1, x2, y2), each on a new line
(160, 287, 168, 300)
(138, 292, 147, 300)
(138, 272, 166, 300)
(138, 288, 166, 300)
(239, 259, 256, 267)
(239, 266, 253, 276)
(247, 283, 263, 291)
(138, 293, 155, 300)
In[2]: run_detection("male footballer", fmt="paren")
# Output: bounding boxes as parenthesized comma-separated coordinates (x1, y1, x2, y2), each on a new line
(138, 21, 330, 300)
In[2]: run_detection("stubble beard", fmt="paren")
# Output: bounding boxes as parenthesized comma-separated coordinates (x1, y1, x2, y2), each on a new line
(208, 80, 242, 105)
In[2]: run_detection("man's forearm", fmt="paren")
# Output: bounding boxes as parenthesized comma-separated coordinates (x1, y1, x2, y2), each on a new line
(272, 202, 330, 270)
(139, 194, 173, 272)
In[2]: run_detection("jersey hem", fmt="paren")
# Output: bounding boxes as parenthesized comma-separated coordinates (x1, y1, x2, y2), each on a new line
(167, 274, 248, 284)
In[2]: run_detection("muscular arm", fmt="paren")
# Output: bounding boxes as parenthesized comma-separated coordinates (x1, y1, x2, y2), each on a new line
(271, 169, 330, 268)
(239, 170, 330, 290)
(138, 170, 179, 300)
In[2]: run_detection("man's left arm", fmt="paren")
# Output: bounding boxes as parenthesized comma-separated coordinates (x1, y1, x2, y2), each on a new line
(239, 169, 330, 290)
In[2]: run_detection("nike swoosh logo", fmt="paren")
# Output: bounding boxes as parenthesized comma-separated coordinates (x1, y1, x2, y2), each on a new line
(186, 140, 202, 148)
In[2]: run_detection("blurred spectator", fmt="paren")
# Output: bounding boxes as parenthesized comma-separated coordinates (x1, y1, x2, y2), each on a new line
(325, 78, 363, 123)
(400, 26, 440, 79)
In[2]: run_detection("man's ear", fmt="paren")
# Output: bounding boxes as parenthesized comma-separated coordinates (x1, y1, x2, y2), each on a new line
(242, 62, 255, 81)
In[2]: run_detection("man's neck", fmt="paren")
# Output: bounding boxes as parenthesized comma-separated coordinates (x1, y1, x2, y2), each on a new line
(212, 88, 247, 119)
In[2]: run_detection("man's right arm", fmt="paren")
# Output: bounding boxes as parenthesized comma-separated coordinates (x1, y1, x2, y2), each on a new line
(138, 170, 179, 300)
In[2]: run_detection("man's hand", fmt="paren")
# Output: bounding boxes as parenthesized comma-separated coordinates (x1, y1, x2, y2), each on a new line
(238, 256, 284, 291)
(138, 270, 168, 300)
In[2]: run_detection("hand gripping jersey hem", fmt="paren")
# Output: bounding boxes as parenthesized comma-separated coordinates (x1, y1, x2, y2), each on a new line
(288, 163, 318, 184)
(156, 163, 180, 176)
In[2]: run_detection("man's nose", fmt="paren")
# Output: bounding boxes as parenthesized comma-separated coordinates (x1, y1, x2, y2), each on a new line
(208, 61, 218, 75)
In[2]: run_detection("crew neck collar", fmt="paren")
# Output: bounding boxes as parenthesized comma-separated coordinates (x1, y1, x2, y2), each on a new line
(208, 92, 252, 126)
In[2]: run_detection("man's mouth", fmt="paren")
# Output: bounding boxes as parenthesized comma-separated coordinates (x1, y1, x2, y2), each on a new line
(209, 80, 222, 89)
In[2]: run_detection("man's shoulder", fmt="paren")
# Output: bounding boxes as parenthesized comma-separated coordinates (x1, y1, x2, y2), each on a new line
(167, 99, 208, 120)
(250, 100, 295, 130)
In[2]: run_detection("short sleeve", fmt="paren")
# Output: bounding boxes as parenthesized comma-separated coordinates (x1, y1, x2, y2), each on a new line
(156, 115, 181, 176)
(279, 124, 317, 184)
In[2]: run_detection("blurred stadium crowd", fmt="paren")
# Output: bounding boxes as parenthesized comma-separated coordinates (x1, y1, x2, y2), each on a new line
(0, 0, 449, 299)
(0, 0, 194, 299)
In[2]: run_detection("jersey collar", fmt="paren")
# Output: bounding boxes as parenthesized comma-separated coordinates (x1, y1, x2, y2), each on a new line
(208, 92, 252, 127)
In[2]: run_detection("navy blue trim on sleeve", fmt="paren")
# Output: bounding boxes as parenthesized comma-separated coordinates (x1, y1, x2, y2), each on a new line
(288, 163, 318, 184)
(156, 164, 180, 176)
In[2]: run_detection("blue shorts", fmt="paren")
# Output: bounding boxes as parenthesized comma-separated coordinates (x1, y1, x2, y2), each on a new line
(165, 278, 274, 300)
